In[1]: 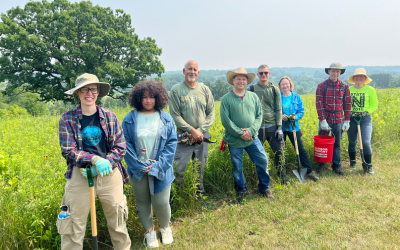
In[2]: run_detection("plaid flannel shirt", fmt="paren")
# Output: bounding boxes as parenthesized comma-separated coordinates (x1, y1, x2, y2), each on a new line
(316, 79, 351, 124)
(59, 105, 129, 184)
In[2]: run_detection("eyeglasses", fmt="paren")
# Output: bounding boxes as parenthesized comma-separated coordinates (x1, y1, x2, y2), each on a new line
(258, 72, 269, 75)
(80, 87, 98, 94)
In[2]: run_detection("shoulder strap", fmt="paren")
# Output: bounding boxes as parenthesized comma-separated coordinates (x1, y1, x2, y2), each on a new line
(323, 80, 329, 99)
(250, 85, 254, 92)
(272, 85, 276, 97)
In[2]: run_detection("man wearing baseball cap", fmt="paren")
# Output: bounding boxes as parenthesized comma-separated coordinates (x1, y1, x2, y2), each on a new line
(221, 67, 274, 203)
(316, 63, 351, 175)
(58, 73, 131, 249)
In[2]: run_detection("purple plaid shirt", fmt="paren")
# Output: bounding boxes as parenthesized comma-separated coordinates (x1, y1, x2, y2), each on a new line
(59, 105, 129, 184)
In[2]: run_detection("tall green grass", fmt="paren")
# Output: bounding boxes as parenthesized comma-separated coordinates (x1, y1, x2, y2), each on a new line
(0, 89, 399, 249)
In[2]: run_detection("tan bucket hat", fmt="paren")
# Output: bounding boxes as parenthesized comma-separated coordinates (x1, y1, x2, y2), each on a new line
(325, 62, 346, 75)
(347, 68, 373, 85)
(227, 67, 255, 85)
(64, 73, 111, 98)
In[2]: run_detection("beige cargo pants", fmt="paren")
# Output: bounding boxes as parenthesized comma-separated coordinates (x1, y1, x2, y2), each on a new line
(56, 167, 131, 250)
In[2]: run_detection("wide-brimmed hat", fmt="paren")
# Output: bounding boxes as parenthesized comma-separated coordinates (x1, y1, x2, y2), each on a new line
(325, 62, 346, 75)
(227, 67, 255, 85)
(347, 68, 373, 85)
(64, 73, 111, 98)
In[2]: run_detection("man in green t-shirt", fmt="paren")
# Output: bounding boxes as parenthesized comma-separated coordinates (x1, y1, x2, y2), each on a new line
(249, 64, 287, 184)
(221, 67, 274, 203)
(169, 60, 215, 197)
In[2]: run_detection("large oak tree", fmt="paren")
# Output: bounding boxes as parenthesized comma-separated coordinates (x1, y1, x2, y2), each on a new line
(0, 0, 164, 102)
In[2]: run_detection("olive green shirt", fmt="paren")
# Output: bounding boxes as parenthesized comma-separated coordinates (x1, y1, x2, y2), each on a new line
(251, 82, 282, 127)
(169, 81, 215, 133)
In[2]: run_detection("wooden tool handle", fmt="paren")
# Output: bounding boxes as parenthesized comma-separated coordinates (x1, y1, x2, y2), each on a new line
(357, 125, 363, 150)
(89, 186, 97, 236)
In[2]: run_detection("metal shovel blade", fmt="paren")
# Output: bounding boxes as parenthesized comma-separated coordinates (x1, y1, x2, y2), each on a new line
(293, 168, 308, 183)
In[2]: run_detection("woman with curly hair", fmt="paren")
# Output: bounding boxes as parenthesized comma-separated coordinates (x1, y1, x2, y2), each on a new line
(122, 79, 177, 248)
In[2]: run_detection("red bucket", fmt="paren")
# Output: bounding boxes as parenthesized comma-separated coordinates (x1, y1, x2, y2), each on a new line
(314, 135, 334, 163)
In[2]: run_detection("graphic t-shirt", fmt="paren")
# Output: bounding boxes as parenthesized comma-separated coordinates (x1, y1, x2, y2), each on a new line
(282, 94, 292, 131)
(137, 111, 160, 160)
(349, 85, 378, 114)
(81, 111, 107, 158)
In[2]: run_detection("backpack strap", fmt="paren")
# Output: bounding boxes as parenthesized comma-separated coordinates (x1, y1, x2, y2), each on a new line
(249, 85, 254, 92)
(249, 84, 276, 98)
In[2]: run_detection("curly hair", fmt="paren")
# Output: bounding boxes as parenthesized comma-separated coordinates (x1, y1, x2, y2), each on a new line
(128, 79, 169, 111)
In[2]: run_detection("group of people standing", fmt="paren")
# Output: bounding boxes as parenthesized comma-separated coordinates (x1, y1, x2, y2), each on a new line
(56, 60, 377, 249)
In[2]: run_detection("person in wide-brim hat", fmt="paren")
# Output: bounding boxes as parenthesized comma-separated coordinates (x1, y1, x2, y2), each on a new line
(64, 73, 111, 98)
(347, 68, 373, 85)
(227, 67, 255, 85)
(324, 62, 346, 75)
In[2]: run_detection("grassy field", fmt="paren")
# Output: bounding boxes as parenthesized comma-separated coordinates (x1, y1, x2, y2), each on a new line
(1, 89, 400, 249)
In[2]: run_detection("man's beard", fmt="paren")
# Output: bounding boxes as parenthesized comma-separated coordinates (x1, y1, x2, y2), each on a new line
(188, 77, 196, 82)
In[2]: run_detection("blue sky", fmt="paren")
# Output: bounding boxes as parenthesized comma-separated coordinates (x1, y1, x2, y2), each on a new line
(1, 0, 399, 71)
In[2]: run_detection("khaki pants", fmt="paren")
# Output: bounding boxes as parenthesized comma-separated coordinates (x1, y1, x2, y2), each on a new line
(56, 167, 131, 250)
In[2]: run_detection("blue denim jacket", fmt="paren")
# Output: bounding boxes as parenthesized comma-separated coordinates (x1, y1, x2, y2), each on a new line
(122, 110, 177, 195)
(280, 91, 304, 132)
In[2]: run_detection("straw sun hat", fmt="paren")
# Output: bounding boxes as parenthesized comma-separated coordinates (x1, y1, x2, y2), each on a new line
(347, 68, 373, 85)
(226, 67, 255, 85)
(325, 62, 346, 75)
(64, 73, 111, 98)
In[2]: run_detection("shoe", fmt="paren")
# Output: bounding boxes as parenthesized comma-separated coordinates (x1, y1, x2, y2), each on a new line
(306, 171, 319, 181)
(260, 189, 274, 199)
(333, 168, 344, 175)
(316, 164, 325, 173)
(350, 160, 357, 170)
(368, 164, 375, 174)
(160, 226, 173, 245)
(362, 163, 368, 174)
(144, 230, 159, 248)
(236, 192, 246, 203)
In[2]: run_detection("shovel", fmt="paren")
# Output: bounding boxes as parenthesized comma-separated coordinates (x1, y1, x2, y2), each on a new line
(86, 164, 98, 250)
(289, 116, 307, 183)
(353, 116, 367, 164)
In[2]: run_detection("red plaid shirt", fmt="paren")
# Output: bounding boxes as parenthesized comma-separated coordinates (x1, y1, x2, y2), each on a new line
(316, 79, 351, 123)
(59, 105, 129, 184)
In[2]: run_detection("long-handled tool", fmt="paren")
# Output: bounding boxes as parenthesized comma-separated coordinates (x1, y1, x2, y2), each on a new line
(289, 115, 307, 183)
(353, 115, 367, 165)
(86, 164, 98, 250)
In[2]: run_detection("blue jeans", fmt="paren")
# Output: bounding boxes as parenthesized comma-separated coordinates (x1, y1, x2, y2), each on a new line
(228, 138, 270, 194)
(318, 121, 343, 169)
(347, 115, 372, 155)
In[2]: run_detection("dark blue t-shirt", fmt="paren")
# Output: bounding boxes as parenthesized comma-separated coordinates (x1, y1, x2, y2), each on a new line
(81, 111, 107, 158)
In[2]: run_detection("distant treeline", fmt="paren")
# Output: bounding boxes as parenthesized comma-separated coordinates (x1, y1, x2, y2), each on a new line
(162, 66, 400, 101)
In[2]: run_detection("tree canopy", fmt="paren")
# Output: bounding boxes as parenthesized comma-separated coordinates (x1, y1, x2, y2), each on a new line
(0, 0, 164, 102)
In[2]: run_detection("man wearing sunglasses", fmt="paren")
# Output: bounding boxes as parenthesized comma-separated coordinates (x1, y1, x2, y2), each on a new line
(249, 64, 287, 185)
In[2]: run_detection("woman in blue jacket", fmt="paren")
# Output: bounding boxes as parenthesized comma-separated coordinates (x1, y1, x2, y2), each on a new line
(279, 76, 319, 181)
(122, 79, 177, 248)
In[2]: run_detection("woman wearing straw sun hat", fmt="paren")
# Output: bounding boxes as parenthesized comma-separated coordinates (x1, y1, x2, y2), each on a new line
(347, 68, 378, 174)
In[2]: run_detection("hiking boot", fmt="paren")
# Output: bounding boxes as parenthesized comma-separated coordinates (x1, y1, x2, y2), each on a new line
(362, 163, 368, 174)
(368, 164, 375, 174)
(350, 160, 357, 170)
(260, 189, 274, 199)
(160, 226, 173, 245)
(306, 171, 319, 181)
(316, 163, 325, 173)
(333, 168, 344, 175)
(236, 192, 246, 203)
(144, 230, 159, 248)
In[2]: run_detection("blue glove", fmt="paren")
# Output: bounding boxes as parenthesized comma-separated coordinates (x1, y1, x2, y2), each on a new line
(92, 156, 112, 177)
(80, 167, 98, 178)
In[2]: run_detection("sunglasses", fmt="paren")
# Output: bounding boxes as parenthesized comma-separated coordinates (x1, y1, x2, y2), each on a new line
(258, 72, 269, 75)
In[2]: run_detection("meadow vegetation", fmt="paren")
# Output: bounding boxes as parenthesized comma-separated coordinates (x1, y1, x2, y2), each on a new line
(1, 89, 400, 249)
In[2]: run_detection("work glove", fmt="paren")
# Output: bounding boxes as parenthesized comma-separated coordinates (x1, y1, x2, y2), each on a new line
(342, 120, 350, 132)
(80, 166, 98, 178)
(275, 125, 283, 141)
(92, 156, 112, 177)
(320, 119, 330, 131)
(362, 111, 369, 117)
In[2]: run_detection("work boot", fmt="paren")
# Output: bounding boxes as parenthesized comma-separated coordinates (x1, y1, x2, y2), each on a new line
(306, 171, 319, 181)
(260, 189, 274, 199)
(316, 163, 325, 173)
(362, 163, 368, 174)
(236, 192, 246, 203)
(333, 167, 344, 175)
(350, 160, 357, 170)
(368, 164, 375, 174)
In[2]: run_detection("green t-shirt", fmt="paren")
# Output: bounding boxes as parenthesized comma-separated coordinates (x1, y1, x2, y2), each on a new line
(251, 82, 282, 127)
(137, 111, 160, 159)
(220, 91, 263, 148)
(169, 81, 215, 133)
(349, 85, 378, 114)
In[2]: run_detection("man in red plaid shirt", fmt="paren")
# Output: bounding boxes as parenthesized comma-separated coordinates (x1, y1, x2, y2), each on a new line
(316, 62, 351, 175)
